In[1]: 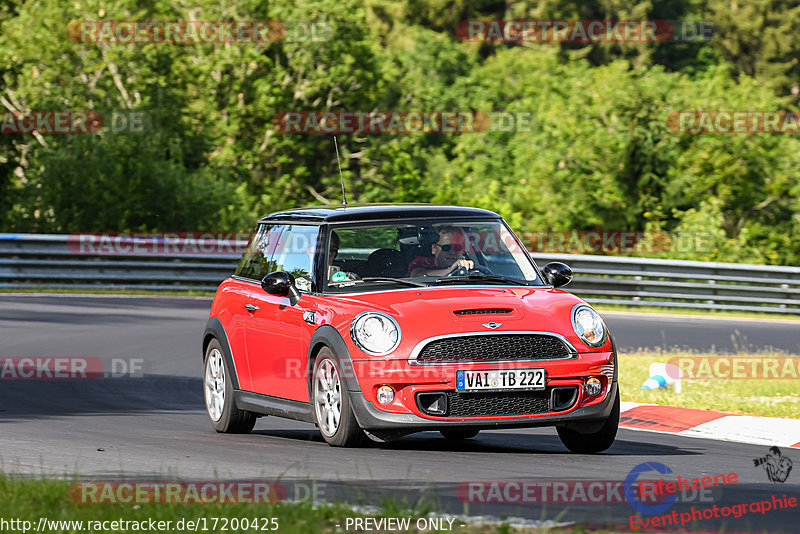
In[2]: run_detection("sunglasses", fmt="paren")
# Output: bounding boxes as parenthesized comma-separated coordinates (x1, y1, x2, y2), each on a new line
(434, 243, 464, 252)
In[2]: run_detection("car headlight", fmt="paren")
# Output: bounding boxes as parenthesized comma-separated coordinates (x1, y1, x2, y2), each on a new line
(571, 305, 606, 348)
(350, 312, 401, 355)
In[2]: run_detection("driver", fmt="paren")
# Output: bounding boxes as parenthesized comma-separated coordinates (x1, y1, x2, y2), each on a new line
(409, 226, 474, 277)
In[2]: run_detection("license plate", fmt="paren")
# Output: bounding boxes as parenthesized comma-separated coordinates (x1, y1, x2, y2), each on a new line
(456, 368, 545, 391)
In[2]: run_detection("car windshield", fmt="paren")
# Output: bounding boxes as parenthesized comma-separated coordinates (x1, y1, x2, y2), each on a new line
(324, 219, 543, 292)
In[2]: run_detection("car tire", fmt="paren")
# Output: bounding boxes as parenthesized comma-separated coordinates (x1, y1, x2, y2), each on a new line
(312, 348, 366, 447)
(204, 339, 256, 434)
(556, 391, 619, 454)
(440, 429, 480, 440)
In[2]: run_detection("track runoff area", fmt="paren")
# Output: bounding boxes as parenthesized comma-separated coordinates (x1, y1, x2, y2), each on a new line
(0, 296, 798, 532)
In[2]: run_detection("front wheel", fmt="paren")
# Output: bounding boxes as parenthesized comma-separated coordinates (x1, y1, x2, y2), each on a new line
(204, 339, 256, 433)
(312, 348, 366, 447)
(556, 392, 619, 453)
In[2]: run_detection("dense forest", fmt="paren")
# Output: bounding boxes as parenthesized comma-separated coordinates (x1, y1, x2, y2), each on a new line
(1, 0, 798, 264)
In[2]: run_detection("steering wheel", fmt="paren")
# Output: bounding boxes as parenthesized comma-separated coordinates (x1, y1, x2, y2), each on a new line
(448, 265, 494, 277)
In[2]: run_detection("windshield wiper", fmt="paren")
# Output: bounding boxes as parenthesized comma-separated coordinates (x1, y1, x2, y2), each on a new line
(361, 277, 427, 287)
(330, 277, 427, 288)
(433, 274, 529, 286)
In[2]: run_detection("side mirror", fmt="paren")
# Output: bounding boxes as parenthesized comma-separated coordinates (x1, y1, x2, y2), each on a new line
(542, 262, 573, 288)
(261, 271, 302, 306)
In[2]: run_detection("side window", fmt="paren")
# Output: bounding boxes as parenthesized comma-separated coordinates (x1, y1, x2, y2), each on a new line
(235, 224, 282, 280)
(271, 225, 319, 292)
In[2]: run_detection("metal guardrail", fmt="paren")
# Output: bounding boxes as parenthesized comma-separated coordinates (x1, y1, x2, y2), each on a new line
(0, 234, 242, 292)
(1, 234, 799, 314)
(530, 253, 800, 314)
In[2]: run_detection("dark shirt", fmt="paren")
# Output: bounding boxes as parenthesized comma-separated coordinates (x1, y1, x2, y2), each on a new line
(408, 256, 436, 275)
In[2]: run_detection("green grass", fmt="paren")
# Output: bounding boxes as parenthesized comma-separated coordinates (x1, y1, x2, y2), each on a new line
(0, 474, 737, 533)
(0, 475, 538, 533)
(619, 349, 800, 418)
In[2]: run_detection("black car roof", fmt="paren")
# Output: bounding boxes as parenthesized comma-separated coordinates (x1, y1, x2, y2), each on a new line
(258, 203, 501, 224)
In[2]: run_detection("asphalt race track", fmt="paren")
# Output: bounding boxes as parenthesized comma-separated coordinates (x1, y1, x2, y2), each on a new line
(1, 295, 798, 531)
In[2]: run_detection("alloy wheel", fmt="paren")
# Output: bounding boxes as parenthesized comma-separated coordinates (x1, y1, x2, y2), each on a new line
(314, 359, 342, 436)
(205, 348, 225, 422)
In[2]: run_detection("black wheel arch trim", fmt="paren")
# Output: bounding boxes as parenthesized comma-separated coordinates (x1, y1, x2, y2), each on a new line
(203, 317, 241, 391)
(306, 325, 362, 398)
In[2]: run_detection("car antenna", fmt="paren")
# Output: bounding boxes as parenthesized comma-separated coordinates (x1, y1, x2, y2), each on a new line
(334, 135, 347, 206)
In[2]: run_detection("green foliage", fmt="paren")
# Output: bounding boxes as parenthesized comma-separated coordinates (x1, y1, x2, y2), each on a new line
(703, 0, 800, 99)
(0, 0, 798, 265)
(12, 132, 253, 232)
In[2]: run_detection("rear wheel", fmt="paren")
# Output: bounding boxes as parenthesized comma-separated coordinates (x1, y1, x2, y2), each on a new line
(312, 348, 366, 447)
(440, 429, 480, 440)
(556, 392, 619, 453)
(204, 339, 256, 433)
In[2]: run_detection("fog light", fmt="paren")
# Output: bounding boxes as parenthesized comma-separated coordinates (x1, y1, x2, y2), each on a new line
(585, 377, 602, 397)
(376, 385, 395, 405)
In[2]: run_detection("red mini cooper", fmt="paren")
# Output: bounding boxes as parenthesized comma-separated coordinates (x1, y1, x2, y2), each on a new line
(203, 204, 619, 452)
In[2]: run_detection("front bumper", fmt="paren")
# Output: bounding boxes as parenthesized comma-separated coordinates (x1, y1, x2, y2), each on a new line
(350, 379, 618, 431)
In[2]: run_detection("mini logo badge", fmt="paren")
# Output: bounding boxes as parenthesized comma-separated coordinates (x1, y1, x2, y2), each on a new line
(482, 322, 502, 329)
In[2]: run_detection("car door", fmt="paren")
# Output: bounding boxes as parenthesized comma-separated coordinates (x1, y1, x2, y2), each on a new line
(219, 224, 274, 392)
(245, 224, 319, 401)
(217, 279, 256, 391)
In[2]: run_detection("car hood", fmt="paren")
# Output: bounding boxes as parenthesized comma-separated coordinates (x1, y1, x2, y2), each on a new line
(318, 285, 608, 356)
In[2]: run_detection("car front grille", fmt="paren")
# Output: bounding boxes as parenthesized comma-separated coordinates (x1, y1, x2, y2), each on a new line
(447, 390, 550, 417)
(415, 387, 579, 417)
(414, 334, 572, 364)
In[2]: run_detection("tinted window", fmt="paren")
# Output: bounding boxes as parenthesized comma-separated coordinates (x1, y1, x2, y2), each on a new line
(324, 219, 542, 292)
(235, 224, 282, 280)
(271, 225, 320, 292)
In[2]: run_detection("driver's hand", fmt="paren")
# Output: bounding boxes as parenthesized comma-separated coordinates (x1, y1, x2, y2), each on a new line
(450, 259, 474, 271)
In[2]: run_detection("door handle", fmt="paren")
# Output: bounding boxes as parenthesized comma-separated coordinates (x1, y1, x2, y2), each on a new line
(245, 304, 259, 311)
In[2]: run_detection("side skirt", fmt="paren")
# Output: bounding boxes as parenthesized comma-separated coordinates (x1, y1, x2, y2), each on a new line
(234, 391, 315, 423)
